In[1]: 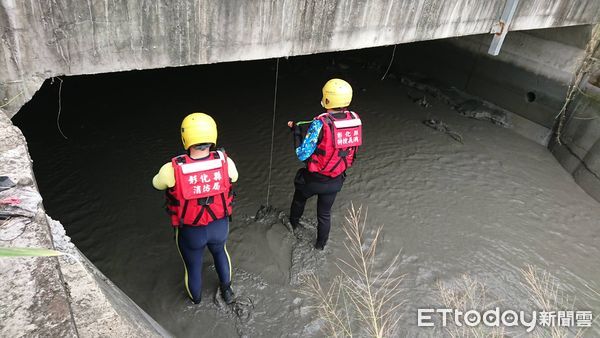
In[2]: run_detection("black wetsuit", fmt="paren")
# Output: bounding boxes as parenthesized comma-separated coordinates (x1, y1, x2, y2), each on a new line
(289, 112, 348, 248)
(175, 217, 232, 303)
(289, 168, 344, 247)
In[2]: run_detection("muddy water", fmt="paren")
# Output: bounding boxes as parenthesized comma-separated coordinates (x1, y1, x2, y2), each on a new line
(14, 51, 600, 336)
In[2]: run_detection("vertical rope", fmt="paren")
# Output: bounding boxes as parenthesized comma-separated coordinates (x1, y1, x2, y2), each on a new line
(266, 58, 279, 205)
(381, 45, 397, 81)
(55, 77, 68, 140)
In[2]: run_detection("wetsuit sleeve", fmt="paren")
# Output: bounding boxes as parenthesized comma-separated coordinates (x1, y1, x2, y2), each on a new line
(152, 162, 175, 190)
(295, 120, 323, 161)
(226, 157, 239, 183)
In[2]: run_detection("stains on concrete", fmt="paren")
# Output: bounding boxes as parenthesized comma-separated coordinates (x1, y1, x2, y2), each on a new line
(0, 111, 78, 337)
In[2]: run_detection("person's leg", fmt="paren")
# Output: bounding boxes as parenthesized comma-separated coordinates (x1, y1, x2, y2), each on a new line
(315, 192, 338, 249)
(206, 217, 234, 303)
(176, 227, 208, 303)
(289, 169, 315, 227)
(206, 218, 231, 285)
(289, 189, 309, 227)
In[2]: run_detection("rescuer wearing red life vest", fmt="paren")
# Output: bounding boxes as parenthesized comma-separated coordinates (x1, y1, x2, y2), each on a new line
(152, 113, 238, 305)
(287, 78, 362, 250)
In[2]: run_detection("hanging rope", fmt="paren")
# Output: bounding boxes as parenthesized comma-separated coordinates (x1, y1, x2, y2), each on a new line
(265, 58, 280, 205)
(0, 91, 24, 109)
(381, 44, 397, 81)
(54, 77, 68, 140)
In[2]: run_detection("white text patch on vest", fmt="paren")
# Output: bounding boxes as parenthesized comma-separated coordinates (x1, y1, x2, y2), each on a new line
(181, 159, 223, 174)
(333, 119, 362, 129)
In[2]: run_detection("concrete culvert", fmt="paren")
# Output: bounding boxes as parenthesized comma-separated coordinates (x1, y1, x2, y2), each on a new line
(3, 24, 600, 337)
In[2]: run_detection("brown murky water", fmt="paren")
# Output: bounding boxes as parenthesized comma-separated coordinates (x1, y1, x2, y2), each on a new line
(14, 49, 600, 336)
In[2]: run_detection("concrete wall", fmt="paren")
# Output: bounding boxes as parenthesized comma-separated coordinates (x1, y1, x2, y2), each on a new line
(450, 26, 592, 128)
(392, 25, 592, 129)
(2, 0, 600, 117)
(550, 71, 600, 202)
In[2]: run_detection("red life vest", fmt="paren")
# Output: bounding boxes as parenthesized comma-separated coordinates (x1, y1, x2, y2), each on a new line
(165, 150, 233, 227)
(307, 110, 362, 177)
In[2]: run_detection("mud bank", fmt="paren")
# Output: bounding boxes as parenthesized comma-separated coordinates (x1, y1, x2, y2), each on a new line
(0, 112, 168, 337)
(12, 51, 600, 336)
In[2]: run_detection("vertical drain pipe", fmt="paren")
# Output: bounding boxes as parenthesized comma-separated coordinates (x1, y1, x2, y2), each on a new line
(488, 0, 520, 56)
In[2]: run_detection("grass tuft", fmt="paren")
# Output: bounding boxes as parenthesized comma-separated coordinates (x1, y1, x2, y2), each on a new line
(299, 203, 403, 337)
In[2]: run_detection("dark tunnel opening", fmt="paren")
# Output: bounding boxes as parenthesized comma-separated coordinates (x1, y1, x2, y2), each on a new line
(12, 31, 600, 336)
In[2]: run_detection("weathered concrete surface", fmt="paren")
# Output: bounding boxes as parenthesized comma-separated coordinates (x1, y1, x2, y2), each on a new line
(392, 25, 592, 129)
(449, 25, 593, 128)
(0, 112, 76, 337)
(0, 111, 169, 337)
(550, 76, 600, 202)
(2, 0, 600, 117)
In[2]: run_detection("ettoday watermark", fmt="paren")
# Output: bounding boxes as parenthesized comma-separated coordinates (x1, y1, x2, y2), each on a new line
(418, 308, 593, 332)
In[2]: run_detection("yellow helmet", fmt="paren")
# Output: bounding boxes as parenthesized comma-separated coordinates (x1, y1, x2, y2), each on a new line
(321, 78, 352, 109)
(180, 113, 217, 150)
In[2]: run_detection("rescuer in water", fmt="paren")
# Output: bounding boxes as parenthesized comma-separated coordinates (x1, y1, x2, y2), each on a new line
(152, 113, 238, 304)
(287, 78, 362, 250)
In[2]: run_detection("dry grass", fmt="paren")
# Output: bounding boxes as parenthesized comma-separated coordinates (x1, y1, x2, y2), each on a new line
(301, 274, 354, 337)
(299, 203, 403, 338)
(520, 264, 600, 338)
(437, 275, 504, 338)
(520, 265, 568, 338)
(300, 205, 598, 337)
(437, 265, 597, 338)
(555, 24, 600, 143)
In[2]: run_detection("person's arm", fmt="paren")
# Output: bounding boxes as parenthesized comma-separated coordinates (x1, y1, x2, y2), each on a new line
(289, 120, 312, 148)
(226, 157, 239, 183)
(152, 163, 175, 190)
(295, 120, 323, 161)
(292, 124, 303, 149)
